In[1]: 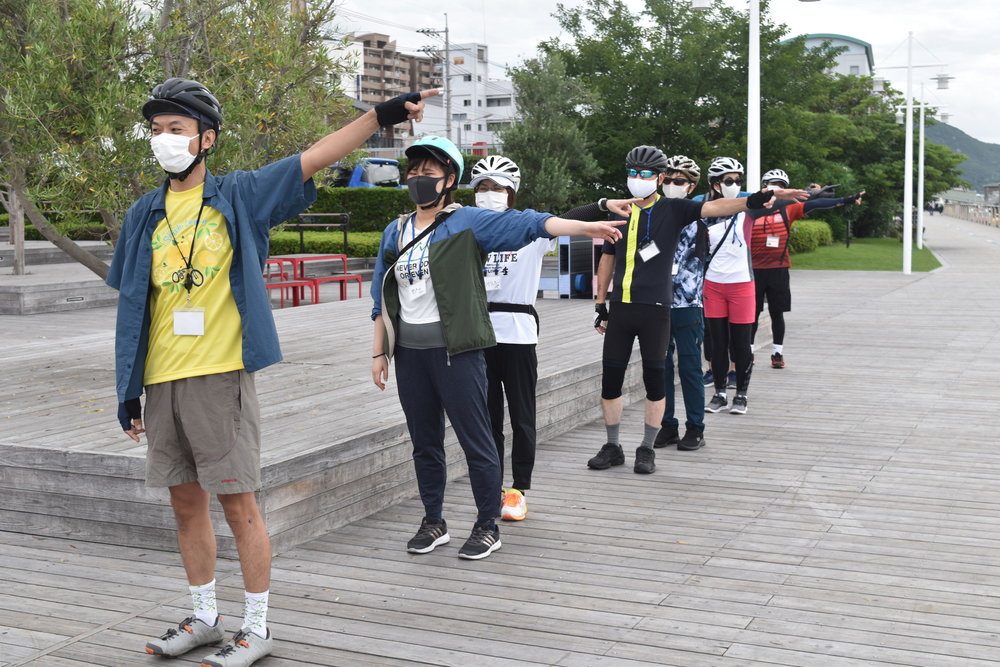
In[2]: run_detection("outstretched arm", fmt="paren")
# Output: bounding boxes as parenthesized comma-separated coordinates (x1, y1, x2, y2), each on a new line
(300, 90, 439, 181)
(701, 190, 776, 217)
(544, 216, 625, 243)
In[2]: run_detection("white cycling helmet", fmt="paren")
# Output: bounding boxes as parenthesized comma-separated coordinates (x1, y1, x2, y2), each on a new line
(470, 155, 521, 192)
(707, 156, 744, 180)
(761, 168, 790, 186)
(665, 155, 701, 185)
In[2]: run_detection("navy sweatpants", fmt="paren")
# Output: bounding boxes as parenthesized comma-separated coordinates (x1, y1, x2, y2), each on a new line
(394, 346, 502, 523)
(662, 306, 706, 432)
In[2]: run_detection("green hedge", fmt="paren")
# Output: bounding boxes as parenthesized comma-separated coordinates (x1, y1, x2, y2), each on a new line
(307, 186, 473, 232)
(269, 230, 384, 257)
(23, 221, 108, 241)
(0, 213, 8, 226)
(788, 220, 833, 254)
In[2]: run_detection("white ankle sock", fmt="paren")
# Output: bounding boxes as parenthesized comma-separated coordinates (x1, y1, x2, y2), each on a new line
(189, 579, 218, 625)
(773, 344, 783, 354)
(242, 590, 269, 638)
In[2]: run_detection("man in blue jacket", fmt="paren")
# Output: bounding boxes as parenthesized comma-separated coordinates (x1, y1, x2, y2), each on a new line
(107, 77, 434, 667)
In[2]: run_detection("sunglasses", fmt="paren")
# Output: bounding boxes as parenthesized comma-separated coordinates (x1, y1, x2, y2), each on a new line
(664, 177, 691, 186)
(721, 177, 743, 186)
(627, 168, 657, 178)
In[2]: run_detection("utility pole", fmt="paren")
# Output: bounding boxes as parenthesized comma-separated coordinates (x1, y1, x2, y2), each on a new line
(418, 14, 452, 142)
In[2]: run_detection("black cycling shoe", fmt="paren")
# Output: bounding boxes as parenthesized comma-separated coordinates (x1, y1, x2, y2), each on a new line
(653, 425, 680, 448)
(633, 446, 656, 474)
(678, 429, 705, 451)
(588, 443, 625, 469)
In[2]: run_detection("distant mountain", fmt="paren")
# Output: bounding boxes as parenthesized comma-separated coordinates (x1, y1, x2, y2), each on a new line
(925, 123, 1000, 191)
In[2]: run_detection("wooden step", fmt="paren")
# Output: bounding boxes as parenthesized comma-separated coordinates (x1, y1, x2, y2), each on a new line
(0, 240, 114, 268)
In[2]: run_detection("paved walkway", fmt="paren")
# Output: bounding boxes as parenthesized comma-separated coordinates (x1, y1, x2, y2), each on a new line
(3, 214, 1000, 666)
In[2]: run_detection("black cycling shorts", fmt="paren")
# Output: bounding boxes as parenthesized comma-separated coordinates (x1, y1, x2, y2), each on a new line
(601, 302, 670, 400)
(754, 267, 791, 313)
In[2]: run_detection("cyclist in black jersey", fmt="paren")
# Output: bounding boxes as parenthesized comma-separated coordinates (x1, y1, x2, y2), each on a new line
(588, 146, 777, 474)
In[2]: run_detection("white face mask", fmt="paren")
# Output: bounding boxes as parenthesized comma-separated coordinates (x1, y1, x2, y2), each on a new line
(627, 177, 658, 199)
(720, 183, 741, 199)
(150, 133, 199, 173)
(662, 183, 690, 199)
(475, 190, 509, 212)
(765, 184, 781, 191)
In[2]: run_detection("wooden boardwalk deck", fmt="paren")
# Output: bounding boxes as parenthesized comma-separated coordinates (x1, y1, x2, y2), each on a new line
(3, 213, 1000, 666)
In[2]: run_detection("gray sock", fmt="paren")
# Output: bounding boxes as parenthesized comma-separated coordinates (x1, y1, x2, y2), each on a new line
(640, 423, 658, 450)
(606, 423, 620, 445)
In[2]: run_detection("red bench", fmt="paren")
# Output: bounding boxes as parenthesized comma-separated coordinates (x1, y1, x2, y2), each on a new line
(264, 280, 319, 308)
(308, 274, 363, 301)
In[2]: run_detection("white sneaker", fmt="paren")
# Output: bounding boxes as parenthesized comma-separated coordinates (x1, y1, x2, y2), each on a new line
(201, 628, 273, 667)
(500, 489, 527, 521)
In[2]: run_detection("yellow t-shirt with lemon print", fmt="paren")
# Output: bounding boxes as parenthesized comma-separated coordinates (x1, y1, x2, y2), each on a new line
(145, 184, 244, 385)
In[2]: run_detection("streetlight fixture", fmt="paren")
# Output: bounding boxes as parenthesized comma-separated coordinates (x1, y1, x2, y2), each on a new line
(876, 32, 950, 274)
(417, 14, 451, 142)
(691, 0, 821, 187)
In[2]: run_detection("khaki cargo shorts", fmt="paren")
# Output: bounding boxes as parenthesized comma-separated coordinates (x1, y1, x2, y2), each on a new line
(144, 370, 261, 494)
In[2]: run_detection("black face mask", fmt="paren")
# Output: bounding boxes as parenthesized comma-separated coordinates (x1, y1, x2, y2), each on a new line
(407, 175, 448, 209)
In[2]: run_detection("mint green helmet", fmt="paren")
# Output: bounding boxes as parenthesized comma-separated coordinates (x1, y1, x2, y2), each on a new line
(405, 135, 464, 182)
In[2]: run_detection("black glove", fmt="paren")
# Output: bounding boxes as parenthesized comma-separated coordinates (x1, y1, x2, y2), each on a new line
(118, 397, 142, 432)
(810, 184, 840, 199)
(746, 189, 774, 209)
(843, 192, 863, 205)
(375, 92, 423, 127)
(594, 302, 609, 328)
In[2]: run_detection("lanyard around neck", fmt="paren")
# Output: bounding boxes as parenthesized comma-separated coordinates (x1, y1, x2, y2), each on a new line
(164, 199, 208, 295)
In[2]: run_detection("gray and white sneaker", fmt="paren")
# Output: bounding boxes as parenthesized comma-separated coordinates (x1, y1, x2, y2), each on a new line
(201, 629, 273, 667)
(730, 394, 748, 415)
(706, 392, 728, 413)
(144, 615, 225, 657)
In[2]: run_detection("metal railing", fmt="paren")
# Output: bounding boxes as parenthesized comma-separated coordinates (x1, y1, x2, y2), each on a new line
(944, 203, 1000, 227)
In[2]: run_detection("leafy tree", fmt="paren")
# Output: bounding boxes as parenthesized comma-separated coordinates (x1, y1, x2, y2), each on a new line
(0, 0, 353, 278)
(520, 0, 966, 237)
(499, 51, 600, 212)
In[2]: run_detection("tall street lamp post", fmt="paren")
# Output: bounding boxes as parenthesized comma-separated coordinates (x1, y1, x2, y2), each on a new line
(692, 0, 820, 187)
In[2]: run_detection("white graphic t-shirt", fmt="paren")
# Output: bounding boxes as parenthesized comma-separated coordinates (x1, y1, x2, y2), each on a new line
(705, 212, 752, 284)
(396, 217, 440, 324)
(485, 236, 556, 344)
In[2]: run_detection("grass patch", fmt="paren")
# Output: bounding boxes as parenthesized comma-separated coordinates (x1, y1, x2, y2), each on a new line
(791, 238, 941, 272)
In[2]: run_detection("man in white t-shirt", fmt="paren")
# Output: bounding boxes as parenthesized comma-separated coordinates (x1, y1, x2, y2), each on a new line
(472, 156, 554, 521)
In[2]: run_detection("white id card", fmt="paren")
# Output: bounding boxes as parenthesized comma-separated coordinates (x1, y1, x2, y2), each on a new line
(638, 241, 660, 262)
(407, 281, 427, 298)
(484, 275, 503, 291)
(766, 235, 780, 248)
(173, 307, 205, 336)
(672, 262, 680, 276)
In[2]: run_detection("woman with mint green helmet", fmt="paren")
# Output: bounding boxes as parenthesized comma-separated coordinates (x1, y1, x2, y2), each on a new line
(370, 136, 625, 560)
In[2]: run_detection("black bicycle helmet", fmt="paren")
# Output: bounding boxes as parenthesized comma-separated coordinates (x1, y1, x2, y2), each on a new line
(142, 78, 223, 130)
(625, 145, 669, 173)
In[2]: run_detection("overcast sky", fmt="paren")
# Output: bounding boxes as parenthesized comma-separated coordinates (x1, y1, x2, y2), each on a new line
(333, 0, 997, 145)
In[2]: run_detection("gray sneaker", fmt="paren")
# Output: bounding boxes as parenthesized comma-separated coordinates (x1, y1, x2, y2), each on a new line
(201, 629, 274, 667)
(144, 615, 225, 657)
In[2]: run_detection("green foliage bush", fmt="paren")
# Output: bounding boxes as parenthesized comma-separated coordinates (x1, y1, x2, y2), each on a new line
(307, 186, 474, 232)
(0, 213, 8, 226)
(23, 221, 108, 241)
(788, 220, 833, 254)
(269, 231, 384, 257)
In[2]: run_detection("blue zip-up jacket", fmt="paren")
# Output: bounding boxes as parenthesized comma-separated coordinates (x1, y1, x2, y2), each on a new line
(106, 155, 316, 402)
(370, 205, 553, 357)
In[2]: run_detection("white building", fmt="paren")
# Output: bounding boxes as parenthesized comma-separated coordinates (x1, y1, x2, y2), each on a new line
(445, 42, 517, 152)
(798, 33, 874, 77)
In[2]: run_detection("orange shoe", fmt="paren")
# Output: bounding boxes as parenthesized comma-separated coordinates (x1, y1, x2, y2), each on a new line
(500, 489, 527, 521)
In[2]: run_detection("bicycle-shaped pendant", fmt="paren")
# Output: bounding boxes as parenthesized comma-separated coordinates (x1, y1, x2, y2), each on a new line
(172, 267, 205, 291)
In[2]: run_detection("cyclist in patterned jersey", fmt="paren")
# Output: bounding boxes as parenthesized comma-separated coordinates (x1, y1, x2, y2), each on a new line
(588, 146, 777, 475)
(652, 155, 710, 452)
(752, 168, 865, 369)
